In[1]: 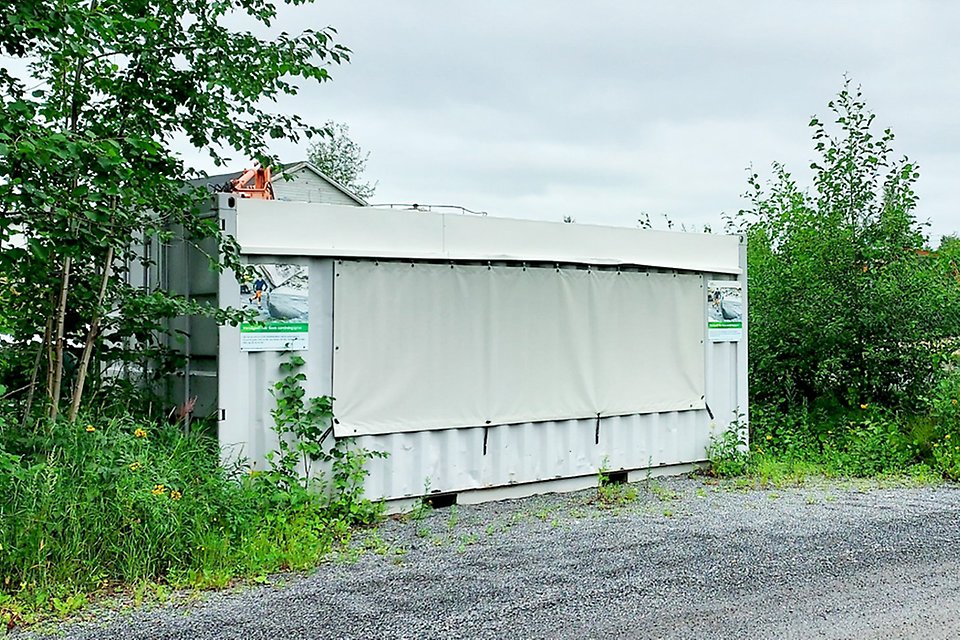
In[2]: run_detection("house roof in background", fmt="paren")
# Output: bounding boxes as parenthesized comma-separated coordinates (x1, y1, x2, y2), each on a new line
(188, 161, 367, 206)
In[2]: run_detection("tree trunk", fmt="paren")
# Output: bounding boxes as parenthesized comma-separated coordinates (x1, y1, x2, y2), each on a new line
(68, 245, 114, 421)
(21, 315, 52, 429)
(49, 255, 72, 421)
(51, 0, 98, 420)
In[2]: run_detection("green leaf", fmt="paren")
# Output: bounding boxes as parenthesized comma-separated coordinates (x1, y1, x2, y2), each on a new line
(26, 237, 47, 260)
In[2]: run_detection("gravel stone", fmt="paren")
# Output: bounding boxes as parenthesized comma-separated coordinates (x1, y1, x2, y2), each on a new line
(20, 477, 960, 639)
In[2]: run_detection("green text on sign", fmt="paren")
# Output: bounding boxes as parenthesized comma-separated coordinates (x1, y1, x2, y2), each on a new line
(240, 323, 309, 333)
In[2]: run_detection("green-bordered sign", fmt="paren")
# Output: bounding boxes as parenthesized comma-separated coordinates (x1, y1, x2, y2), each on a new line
(239, 264, 309, 351)
(707, 280, 742, 342)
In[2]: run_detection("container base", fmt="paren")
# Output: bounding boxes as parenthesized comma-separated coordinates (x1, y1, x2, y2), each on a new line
(382, 461, 705, 515)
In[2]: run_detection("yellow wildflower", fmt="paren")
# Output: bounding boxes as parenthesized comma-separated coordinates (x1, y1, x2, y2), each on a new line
(946, 434, 952, 440)
(859, 403, 868, 410)
(85, 425, 95, 432)
(134, 428, 148, 438)
(151, 484, 166, 496)
(170, 490, 183, 501)
(765, 434, 773, 441)
(129, 461, 142, 472)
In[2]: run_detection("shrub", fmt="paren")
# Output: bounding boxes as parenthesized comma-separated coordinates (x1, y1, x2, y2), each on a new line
(731, 80, 960, 412)
(263, 354, 386, 526)
(706, 423, 750, 478)
(927, 370, 960, 479)
(748, 404, 916, 476)
(749, 403, 822, 459)
(829, 412, 914, 476)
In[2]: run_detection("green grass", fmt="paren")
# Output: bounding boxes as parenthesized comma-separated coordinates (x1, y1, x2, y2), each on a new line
(707, 372, 960, 486)
(746, 454, 835, 487)
(646, 479, 679, 502)
(0, 415, 382, 630)
(706, 449, 950, 491)
(596, 480, 638, 507)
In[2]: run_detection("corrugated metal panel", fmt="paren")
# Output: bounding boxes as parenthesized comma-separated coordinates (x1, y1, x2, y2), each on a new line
(356, 409, 711, 500)
(217, 247, 335, 470)
(124, 204, 223, 422)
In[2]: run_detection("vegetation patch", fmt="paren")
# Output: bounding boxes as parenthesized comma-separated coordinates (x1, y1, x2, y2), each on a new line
(707, 80, 960, 488)
(0, 358, 384, 631)
(707, 370, 960, 486)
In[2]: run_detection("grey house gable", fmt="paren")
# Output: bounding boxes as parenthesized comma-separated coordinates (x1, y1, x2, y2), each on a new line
(190, 161, 367, 206)
(273, 161, 367, 206)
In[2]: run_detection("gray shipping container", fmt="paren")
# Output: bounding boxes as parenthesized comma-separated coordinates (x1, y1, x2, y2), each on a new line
(155, 194, 748, 511)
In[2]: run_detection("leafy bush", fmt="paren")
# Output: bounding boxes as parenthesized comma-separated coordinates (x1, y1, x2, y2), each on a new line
(749, 403, 822, 459)
(930, 368, 960, 430)
(263, 354, 386, 525)
(748, 404, 915, 476)
(829, 412, 914, 476)
(706, 423, 750, 478)
(930, 436, 960, 481)
(715, 81, 960, 484)
(719, 370, 960, 483)
(731, 80, 960, 412)
(926, 370, 960, 479)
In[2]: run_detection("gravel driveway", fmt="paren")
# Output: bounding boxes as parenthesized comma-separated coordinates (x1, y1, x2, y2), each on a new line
(23, 477, 960, 640)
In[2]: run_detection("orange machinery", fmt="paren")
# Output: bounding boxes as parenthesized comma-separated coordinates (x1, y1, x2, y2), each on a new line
(229, 166, 274, 199)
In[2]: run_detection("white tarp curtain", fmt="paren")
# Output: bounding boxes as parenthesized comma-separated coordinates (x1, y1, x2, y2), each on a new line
(332, 261, 706, 437)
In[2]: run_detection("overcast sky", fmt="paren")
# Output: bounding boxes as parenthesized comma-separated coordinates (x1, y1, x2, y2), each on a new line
(186, 1, 959, 243)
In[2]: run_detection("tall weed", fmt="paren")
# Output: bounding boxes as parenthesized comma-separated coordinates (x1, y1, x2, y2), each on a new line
(1, 416, 383, 619)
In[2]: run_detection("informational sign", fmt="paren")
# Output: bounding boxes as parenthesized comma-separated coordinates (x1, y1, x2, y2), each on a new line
(239, 264, 309, 351)
(707, 280, 742, 342)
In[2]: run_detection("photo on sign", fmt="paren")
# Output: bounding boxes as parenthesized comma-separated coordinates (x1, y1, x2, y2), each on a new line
(239, 264, 309, 351)
(707, 284, 741, 323)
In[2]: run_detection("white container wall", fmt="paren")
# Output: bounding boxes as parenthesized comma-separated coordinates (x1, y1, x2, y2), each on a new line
(174, 195, 747, 507)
